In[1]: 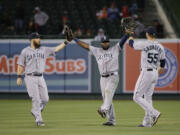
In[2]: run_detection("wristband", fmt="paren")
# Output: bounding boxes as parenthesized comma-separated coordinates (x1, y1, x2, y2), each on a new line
(17, 75, 22, 78)
(74, 38, 79, 43)
(64, 41, 69, 45)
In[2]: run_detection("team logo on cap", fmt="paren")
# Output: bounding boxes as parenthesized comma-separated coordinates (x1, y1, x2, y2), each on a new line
(156, 48, 178, 88)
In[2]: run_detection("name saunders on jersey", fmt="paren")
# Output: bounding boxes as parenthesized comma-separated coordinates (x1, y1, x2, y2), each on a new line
(143, 44, 163, 54)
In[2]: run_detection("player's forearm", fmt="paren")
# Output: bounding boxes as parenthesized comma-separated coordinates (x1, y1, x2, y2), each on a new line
(17, 65, 24, 76)
(55, 41, 68, 52)
(128, 36, 134, 48)
(74, 38, 90, 51)
(119, 35, 129, 48)
(160, 59, 166, 68)
(17, 65, 23, 85)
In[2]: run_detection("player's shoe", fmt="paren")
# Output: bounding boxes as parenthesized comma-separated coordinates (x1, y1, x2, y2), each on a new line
(36, 121, 45, 127)
(137, 124, 151, 127)
(97, 108, 106, 118)
(40, 104, 45, 112)
(31, 111, 37, 121)
(151, 112, 161, 126)
(103, 122, 115, 126)
(137, 124, 145, 127)
(40, 108, 44, 112)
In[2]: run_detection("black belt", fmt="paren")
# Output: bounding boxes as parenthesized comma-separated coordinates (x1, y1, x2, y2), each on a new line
(26, 73, 42, 76)
(101, 73, 114, 78)
(141, 68, 156, 71)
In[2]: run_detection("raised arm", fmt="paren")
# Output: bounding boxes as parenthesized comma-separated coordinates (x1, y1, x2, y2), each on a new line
(119, 28, 136, 49)
(63, 26, 90, 51)
(118, 34, 129, 49)
(128, 36, 134, 48)
(74, 38, 90, 51)
(55, 41, 69, 53)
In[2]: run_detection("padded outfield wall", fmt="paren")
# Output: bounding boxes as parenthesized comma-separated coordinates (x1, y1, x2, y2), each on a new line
(0, 39, 179, 94)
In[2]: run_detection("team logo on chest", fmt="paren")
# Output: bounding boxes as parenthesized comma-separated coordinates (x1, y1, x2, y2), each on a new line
(98, 53, 113, 60)
(156, 48, 178, 88)
(26, 53, 45, 61)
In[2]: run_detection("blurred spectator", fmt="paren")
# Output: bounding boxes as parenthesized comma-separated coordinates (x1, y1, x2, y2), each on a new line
(133, 15, 144, 37)
(96, 6, 108, 20)
(0, 4, 3, 16)
(14, 4, 25, 34)
(34, 6, 49, 34)
(94, 28, 105, 41)
(59, 15, 68, 35)
(137, 0, 145, 12)
(129, 3, 138, 15)
(86, 29, 92, 37)
(62, 16, 68, 24)
(153, 19, 164, 38)
(0, 4, 4, 26)
(62, 11, 68, 25)
(120, 4, 129, 18)
(75, 28, 82, 37)
(59, 23, 67, 36)
(27, 19, 36, 34)
(59, 10, 70, 36)
(1, 13, 14, 33)
(108, 2, 120, 20)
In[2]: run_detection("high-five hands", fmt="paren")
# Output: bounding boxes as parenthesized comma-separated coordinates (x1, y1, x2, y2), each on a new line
(64, 25, 74, 42)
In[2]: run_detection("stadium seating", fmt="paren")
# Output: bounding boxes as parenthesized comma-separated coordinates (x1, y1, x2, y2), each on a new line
(0, 0, 158, 38)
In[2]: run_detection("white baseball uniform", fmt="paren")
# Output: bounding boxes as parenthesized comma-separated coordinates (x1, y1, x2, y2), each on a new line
(89, 43, 122, 124)
(132, 39, 165, 127)
(17, 46, 56, 123)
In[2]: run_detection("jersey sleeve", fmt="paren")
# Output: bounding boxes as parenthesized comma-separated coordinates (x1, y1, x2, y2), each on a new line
(17, 49, 26, 66)
(89, 45, 98, 56)
(160, 45, 166, 60)
(133, 40, 146, 50)
(44, 47, 56, 57)
(115, 42, 122, 51)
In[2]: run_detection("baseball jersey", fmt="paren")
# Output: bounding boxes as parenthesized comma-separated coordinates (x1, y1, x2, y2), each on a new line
(133, 40, 165, 69)
(17, 46, 56, 73)
(90, 43, 121, 75)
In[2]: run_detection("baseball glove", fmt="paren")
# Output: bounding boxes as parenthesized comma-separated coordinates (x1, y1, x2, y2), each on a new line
(121, 17, 137, 35)
(64, 25, 74, 41)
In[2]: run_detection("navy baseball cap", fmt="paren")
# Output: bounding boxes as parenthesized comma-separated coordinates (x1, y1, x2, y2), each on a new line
(101, 36, 109, 43)
(28, 32, 40, 40)
(145, 26, 156, 35)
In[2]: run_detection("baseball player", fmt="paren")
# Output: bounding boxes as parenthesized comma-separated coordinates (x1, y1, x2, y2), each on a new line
(72, 31, 129, 126)
(128, 26, 166, 127)
(16, 32, 69, 126)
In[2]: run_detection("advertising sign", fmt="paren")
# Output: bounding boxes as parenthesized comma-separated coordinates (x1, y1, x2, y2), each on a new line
(0, 40, 91, 93)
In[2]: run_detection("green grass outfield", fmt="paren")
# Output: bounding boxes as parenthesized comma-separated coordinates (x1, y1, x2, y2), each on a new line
(0, 100, 179, 135)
